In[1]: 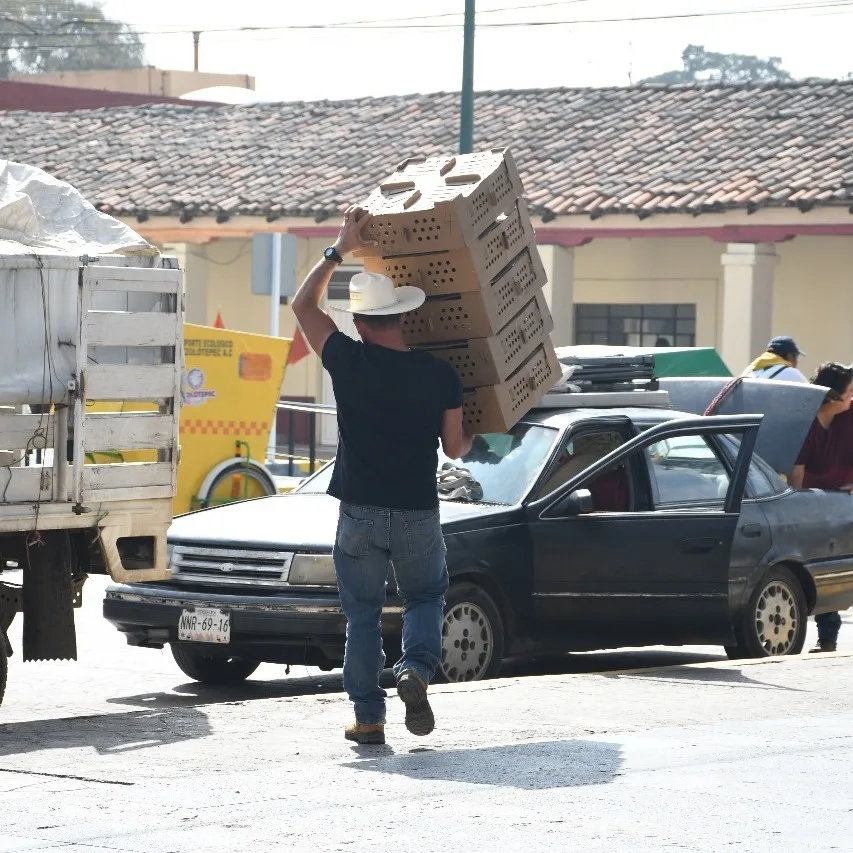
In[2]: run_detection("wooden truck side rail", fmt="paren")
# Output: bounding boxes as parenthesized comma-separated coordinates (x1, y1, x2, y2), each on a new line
(0, 258, 184, 585)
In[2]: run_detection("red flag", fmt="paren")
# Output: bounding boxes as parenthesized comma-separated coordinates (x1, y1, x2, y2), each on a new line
(213, 311, 225, 329)
(287, 327, 311, 365)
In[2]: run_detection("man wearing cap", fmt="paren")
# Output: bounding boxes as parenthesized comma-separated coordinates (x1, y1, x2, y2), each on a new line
(291, 204, 473, 745)
(743, 336, 808, 383)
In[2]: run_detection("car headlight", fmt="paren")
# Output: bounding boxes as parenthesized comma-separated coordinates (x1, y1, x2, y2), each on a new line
(288, 553, 336, 586)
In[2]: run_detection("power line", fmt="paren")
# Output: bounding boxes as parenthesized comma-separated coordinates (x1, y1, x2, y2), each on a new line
(2, 0, 852, 44)
(119, 0, 853, 32)
(282, 0, 602, 25)
(2, 0, 600, 32)
(0, 0, 596, 38)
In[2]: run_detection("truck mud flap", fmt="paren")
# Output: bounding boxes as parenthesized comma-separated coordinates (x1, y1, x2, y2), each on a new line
(22, 531, 77, 662)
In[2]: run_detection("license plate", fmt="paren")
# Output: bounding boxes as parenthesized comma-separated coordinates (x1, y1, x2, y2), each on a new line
(178, 607, 231, 643)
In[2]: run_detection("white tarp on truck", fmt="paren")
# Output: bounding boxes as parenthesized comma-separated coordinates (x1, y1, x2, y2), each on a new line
(0, 161, 164, 405)
(0, 159, 154, 256)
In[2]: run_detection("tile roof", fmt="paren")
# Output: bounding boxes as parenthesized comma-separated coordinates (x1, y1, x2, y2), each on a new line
(2, 80, 853, 221)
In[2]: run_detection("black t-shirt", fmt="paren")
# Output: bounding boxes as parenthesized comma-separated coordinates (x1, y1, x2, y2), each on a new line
(322, 331, 463, 510)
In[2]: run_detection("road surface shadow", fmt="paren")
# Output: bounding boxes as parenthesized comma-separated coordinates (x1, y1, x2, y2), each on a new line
(104, 651, 728, 710)
(501, 649, 724, 677)
(603, 666, 806, 692)
(345, 739, 623, 789)
(105, 670, 401, 709)
(106, 671, 379, 710)
(0, 706, 212, 758)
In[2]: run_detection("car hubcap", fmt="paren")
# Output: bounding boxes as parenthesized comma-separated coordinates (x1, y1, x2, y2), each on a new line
(440, 602, 493, 682)
(754, 580, 799, 655)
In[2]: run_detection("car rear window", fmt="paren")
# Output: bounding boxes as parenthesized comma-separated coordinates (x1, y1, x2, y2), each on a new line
(717, 434, 789, 499)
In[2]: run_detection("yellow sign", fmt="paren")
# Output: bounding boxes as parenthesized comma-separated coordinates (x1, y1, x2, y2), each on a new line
(86, 324, 291, 515)
(176, 324, 290, 514)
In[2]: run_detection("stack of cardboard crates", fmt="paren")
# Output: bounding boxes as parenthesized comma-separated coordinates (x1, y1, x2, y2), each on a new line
(358, 147, 561, 434)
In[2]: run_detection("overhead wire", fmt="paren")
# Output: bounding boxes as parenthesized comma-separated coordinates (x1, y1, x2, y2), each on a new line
(1, 0, 853, 43)
(0, 0, 603, 35)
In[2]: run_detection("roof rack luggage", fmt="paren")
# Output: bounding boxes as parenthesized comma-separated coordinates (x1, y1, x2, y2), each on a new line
(534, 353, 671, 409)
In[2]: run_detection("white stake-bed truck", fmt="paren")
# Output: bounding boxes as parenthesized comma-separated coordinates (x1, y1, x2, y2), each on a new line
(0, 161, 183, 705)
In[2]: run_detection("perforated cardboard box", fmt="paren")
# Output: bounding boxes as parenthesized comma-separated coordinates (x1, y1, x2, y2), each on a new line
(399, 245, 548, 343)
(462, 342, 562, 434)
(362, 198, 536, 291)
(410, 292, 553, 387)
(357, 147, 523, 256)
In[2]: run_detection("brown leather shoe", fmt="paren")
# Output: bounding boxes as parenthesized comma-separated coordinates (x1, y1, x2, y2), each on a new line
(397, 670, 435, 736)
(344, 722, 385, 745)
(810, 641, 837, 653)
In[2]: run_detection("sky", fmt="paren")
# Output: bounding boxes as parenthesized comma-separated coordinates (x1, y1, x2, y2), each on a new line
(98, 0, 853, 101)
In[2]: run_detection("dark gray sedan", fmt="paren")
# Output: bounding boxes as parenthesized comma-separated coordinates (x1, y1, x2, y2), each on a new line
(104, 378, 853, 684)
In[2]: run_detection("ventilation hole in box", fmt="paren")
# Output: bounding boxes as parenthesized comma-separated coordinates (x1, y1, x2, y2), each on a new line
(464, 404, 485, 427)
(435, 306, 469, 330)
(447, 354, 478, 381)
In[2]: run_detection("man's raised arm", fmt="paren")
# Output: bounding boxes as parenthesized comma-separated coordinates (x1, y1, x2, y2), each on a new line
(291, 204, 377, 356)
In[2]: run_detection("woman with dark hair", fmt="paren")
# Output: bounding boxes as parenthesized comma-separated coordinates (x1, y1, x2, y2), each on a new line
(792, 361, 853, 652)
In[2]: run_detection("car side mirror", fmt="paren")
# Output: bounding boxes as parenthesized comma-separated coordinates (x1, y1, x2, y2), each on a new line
(551, 488, 594, 517)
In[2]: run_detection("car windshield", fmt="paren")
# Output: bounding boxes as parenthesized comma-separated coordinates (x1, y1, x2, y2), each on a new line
(296, 423, 558, 505)
(438, 424, 558, 504)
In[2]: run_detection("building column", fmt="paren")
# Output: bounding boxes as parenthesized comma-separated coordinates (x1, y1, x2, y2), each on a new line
(720, 243, 777, 373)
(163, 242, 209, 325)
(539, 244, 575, 347)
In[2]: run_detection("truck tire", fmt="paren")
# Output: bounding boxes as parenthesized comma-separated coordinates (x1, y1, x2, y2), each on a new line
(170, 643, 260, 685)
(725, 566, 807, 659)
(434, 583, 505, 683)
(0, 632, 7, 707)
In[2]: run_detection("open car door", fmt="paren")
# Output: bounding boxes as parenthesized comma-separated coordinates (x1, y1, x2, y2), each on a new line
(525, 414, 762, 649)
(659, 377, 824, 478)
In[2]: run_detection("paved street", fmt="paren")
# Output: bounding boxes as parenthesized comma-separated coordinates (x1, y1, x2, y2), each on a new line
(1, 577, 852, 852)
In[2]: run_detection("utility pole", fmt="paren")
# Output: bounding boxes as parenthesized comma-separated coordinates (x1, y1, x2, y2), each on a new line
(267, 233, 282, 463)
(192, 31, 200, 71)
(459, 0, 475, 154)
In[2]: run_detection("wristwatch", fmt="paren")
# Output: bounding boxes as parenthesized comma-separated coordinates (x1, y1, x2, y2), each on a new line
(323, 245, 343, 265)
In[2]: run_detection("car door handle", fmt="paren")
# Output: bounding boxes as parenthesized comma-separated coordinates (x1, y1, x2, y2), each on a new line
(741, 524, 763, 538)
(680, 537, 720, 554)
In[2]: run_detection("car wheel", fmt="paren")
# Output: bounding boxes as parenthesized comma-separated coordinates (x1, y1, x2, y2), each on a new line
(170, 643, 261, 685)
(725, 566, 807, 659)
(200, 462, 276, 508)
(434, 583, 505, 683)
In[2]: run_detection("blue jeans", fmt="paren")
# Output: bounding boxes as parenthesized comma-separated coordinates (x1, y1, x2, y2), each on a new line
(333, 502, 449, 725)
(816, 611, 842, 645)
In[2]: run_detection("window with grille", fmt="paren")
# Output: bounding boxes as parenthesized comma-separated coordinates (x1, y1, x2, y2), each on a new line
(327, 266, 361, 301)
(574, 303, 696, 347)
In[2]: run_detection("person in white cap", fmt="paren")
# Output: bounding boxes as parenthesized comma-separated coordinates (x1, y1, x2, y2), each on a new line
(292, 204, 474, 745)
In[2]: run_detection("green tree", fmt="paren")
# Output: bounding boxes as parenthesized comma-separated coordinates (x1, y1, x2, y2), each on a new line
(640, 44, 794, 85)
(0, 0, 144, 77)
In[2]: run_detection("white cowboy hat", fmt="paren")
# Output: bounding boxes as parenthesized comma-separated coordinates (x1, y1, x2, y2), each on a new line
(332, 271, 425, 316)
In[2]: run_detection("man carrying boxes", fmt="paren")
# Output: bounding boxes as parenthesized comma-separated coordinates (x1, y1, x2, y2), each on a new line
(292, 205, 473, 745)
(292, 148, 560, 744)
